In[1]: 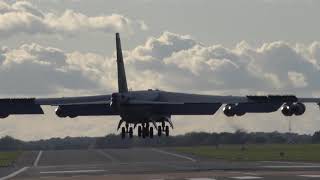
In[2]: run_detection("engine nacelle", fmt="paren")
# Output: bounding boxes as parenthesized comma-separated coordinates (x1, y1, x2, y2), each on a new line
(281, 103, 306, 116)
(291, 102, 306, 116)
(55, 106, 78, 118)
(223, 104, 246, 117)
(281, 103, 293, 116)
(0, 114, 9, 119)
(223, 104, 236, 117)
(55, 106, 67, 118)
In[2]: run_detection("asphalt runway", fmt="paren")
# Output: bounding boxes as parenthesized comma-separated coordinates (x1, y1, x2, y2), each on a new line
(1, 148, 320, 180)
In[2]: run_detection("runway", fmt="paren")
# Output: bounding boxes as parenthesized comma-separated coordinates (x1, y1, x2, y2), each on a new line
(2, 148, 320, 180)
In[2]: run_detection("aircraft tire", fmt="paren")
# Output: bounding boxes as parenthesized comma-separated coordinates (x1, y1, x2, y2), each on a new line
(121, 127, 126, 139)
(150, 127, 154, 138)
(145, 127, 149, 137)
(158, 126, 162, 136)
(165, 126, 169, 137)
(138, 126, 142, 137)
(129, 127, 133, 138)
(142, 127, 146, 138)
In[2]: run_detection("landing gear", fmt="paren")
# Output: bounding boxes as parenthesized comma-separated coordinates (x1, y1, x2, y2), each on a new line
(119, 121, 172, 139)
(142, 127, 146, 138)
(121, 127, 126, 139)
(120, 123, 133, 139)
(150, 127, 154, 138)
(158, 126, 162, 137)
(129, 127, 133, 138)
(165, 125, 169, 137)
(138, 126, 142, 137)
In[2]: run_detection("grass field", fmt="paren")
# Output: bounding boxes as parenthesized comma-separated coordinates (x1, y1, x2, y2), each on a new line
(0, 151, 21, 167)
(174, 144, 320, 161)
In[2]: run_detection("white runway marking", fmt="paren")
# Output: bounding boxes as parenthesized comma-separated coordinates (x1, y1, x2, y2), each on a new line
(95, 150, 118, 162)
(242, 172, 259, 176)
(0, 167, 29, 180)
(262, 165, 320, 168)
(34, 150, 43, 167)
(187, 178, 216, 180)
(151, 148, 196, 162)
(40, 169, 106, 174)
(261, 161, 319, 165)
(298, 175, 320, 178)
(231, 176, 263, 179)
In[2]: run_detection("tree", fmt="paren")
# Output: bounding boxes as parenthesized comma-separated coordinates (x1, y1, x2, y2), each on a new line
(312, 131, 320, 143)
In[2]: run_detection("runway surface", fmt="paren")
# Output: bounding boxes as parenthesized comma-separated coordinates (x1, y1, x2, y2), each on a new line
(1, 148, 320, 180)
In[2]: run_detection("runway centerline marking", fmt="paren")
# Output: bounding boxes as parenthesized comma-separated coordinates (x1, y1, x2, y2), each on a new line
(95, 150, 118, 162)
(299, 175, 320, 178)
(262, 165, 320, 168)
(230, 176, 263, 179)
(0, 167, 29, 180)
(34, 150, 43, 167)
(260, 161, 319, 165)
(151, 148, 196, 162)
(40, 169, 106, 174)
(187, 178, 216, 180)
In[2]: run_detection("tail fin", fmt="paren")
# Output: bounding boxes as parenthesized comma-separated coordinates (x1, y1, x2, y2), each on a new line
(116, 33, 128, 93)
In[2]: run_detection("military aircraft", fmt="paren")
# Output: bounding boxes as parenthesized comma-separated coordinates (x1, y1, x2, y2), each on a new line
(1, 33, 320, 139)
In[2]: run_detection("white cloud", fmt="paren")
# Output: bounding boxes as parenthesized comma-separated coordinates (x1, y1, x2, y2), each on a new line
(0, 1, 147, 38)
(0, 43, 106, 95)
(124, 32, 320, 94)
(288, 71, 308, 88)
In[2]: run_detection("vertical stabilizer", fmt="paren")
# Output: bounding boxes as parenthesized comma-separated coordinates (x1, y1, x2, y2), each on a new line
(116, 33, 128, 93)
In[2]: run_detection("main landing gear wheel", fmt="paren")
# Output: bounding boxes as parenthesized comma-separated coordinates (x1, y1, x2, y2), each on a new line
(142, 129, 146, 138)
(121, 127, 126, 139)
(138, 126, 142, 137)
(129, 127, 133, 138)
(165, 126, 169, 137)
(158, 126, 162, 137)
(149, 127, 154, 138)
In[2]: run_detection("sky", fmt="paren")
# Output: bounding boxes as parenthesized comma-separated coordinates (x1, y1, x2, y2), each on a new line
(0, 0, 320, 140)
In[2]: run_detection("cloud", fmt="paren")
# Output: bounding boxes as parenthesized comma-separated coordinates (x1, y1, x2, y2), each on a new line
(0, 1, 147, 38)
(3, 31, 315, 96)
(288, 71, 308, 88)
(0, 43, 107, 95)
(123, 32, 320, 95)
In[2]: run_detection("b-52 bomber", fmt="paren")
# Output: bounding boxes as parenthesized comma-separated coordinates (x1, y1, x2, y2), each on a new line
(1, 33, 320, 139)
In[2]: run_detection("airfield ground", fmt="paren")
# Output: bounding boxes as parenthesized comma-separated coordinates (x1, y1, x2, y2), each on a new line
(0, 151, 21, 167)
(173, 144, 320, 161)
(1, 145, 320, 180)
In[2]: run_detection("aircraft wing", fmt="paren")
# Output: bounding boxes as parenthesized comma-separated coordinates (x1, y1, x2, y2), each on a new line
(34, 94, 111, 105)
(124, 91, 320, 116)
(0, 94, 113, 118)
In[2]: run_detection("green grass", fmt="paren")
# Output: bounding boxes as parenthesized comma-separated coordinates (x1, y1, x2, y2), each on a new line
(0, 151, 21, 167)
(174, 144, 320, 161)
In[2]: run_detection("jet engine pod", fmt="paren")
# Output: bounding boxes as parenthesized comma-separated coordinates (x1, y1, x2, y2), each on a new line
(0, 113, 9, 118)
(281, 103, 293, 116)
(291, 102, 306, 116)
(223, 104, 236, 117)
(55, 106, 67, 118)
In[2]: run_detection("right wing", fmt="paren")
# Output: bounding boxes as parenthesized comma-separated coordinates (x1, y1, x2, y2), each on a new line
(0, 94, 115, 118)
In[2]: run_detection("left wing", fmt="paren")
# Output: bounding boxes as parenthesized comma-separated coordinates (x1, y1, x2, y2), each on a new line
(34, 94, 111, 105)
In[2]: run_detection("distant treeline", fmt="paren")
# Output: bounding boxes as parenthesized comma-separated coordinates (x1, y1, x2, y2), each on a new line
(1, 131, 320, 151)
